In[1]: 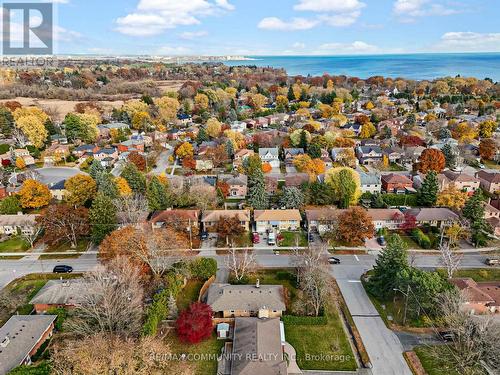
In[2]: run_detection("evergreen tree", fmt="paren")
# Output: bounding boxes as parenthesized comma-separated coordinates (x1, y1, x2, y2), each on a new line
(196, 127, 209, 144)
(89, 192, 117, 244)
(225, 140, 234, 159)
(439, 128, 452, 140)
(442, 144, 457, 169)
(97, 173, 119, 199)
(247, 162, 268, 209)
(307, 143, 321, 159)
(89, 159, 105, 180)
(299, 130, 308, 150)
(279, 187, 304, 209)
(0, 106, 14, 137)
(367, 234, 409, 298)
(0, 195, 22, 214)
(121, 163, 146, 193)
(462, 190, 491, 247)
(147, 176, 170, 211)
(418, 171, 438, 206)
(370, 193, 387, 208)
(287, 86, 295, 101)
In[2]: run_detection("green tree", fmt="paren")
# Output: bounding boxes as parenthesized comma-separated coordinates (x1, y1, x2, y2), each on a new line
(0, 106, 14, 136)
(279, 187, 304, 209)
(121, 163, 146, 193)
(147, 176, 170, 211)
(442, 144, 457, 169)
(247, 157, 268, 209)
(307, 143, 321, 159)
(299, 130, 309, 150)
(304, 182, 335, 206)
(462, 190, 491, 247)
(89, 159, 105, 180)
(196, 127, 209, 144)
(367, 234, 409, 298)
(89, 192, 117, 244)
(325, 167, 361, 208)
(287, 86, 295, 101)
(418, 171, 438, 207)
(0, 195, 22, 214)
(96, 173, 119, 199)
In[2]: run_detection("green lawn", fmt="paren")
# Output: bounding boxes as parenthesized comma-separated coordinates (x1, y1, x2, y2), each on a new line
(40, 239, 90, 260)
(284, 309, 357, 371)
(176, 279, 204, 311)
(440, 268, 500, 282)
(164, 333, 224, 375)
(389, 163, 407, 171)
(482, 160, 500, 170)
(278, 231, 308, 247)
(216, 232, 253, 248)
(0, 236, 30, 253)
(414, 345, 486, 375)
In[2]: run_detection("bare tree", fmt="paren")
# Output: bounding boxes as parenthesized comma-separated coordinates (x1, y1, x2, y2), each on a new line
(11, 128, 27, 148)
(225, 248, 256, 282)
(67, 257, 144, 337)
(432, 289, 500, 374)
(113, 193, 148, 226)
(439, 242, 462, 278)
(20, 223, 43, 249)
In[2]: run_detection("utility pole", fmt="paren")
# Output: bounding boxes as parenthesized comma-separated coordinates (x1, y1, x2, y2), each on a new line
(403, 284, 410, 326)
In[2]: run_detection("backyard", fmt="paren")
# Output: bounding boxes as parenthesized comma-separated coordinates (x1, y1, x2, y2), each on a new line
(414, 345, 486, 375)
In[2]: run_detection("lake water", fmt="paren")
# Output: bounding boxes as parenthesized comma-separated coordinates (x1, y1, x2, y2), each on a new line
(223, 53, 500, 81)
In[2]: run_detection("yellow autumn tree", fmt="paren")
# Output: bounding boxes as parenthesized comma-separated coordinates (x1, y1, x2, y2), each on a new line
(223, 130, 244, 150)
(325, 167, 361, 208)
(206, 118, 222, 138)
(436, 186, 469, 210)
(276, 95, 289, 109)
(365, 101, 375, 110)
(319, 104, 334, 118)
(64, 174, 97, 206)
(13, 107, 49, 123)
(195, 93, 209, 110)
(175, 142, 194, 159)
(155, 96, 180, 122)
(115, 177, 132, 197)
(248, 93, 267, 109)
(478, 120, 498, 138)
(15, 115, 48, 148)
(131, 111, 151, 131)
(15, 157, 26, 170)
(359, 122, 377, 138)
(122, 100, 149, 119)
(18, 179, 51, 209)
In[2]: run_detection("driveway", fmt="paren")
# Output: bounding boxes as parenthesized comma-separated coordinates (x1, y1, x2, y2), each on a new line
(332, 266, 412, 375)
(199, 234, 218, 256)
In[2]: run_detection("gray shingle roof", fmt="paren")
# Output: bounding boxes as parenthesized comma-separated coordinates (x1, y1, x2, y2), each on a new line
(29, 279, 86, 306)
(206, 283, 285, 312)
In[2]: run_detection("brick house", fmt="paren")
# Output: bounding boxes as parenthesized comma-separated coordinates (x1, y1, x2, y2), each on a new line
(29, 279, 85, 313)
(254, 209, 301, 233)
(149, 209, 200, 234)
(381, 173, 413, 193)
(218, 174, 248, 198)
(367, 208, 405, 230)
(450, 278, 500, 314)
(201, 210, 251, 232)
(476, 171, 500, 194)
(233, 149, 254, 169)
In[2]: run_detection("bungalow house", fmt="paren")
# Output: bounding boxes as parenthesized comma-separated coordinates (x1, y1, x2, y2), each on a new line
(195, 159, 214, 172)
(342, 123, 362, 136)
(149, 209, 200, 234)
(29, 279, 85, 313)
(356, 146, 383, 165)
(305, 207, 344, 234)
(14, 149, 35, 166)
(73, 144, 97, 159)
(117, 138, 145, 153)
(233, 149, 254, 169)
(476, 171, 500, 195)
(218, 174, 248, 198)
(220, 317, 287, 375)
(0, 213, 39, 235)
(441, 171, 480, 193)
(359, 172, 382, 194)
(230, 121, 247, 133)
(49, 180, 67, 201)
(0, 315, 57, 374)
(259, 148, 280, 168)
(404, 208, 459, 228)
(381, 173, 414, 194)
(205, 282, 285, 318)
(449, 278, 500, 314)
(367, 208, 405, 230)
(283, 148, 304, 165)
(254, 209, 301, 233)
(201, 210, 251, 232)
(93, 147, 118, 166)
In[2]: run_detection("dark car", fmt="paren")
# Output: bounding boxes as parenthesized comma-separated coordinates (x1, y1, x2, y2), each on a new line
(200, 231, 209, 240)
(438, 331, 455, 342)
(53, 265, 73, 273)
(308, 233, 314, 242)
(328, 257, 341, 264)
(377, 236, 387, 246)
(485, 258, 500, 266)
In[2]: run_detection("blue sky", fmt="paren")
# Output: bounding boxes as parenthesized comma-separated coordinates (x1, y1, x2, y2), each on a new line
(31, 0, 500, 55)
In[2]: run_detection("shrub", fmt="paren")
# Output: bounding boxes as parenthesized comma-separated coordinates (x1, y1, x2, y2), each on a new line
(478, 270, 489, 279)
(411, 228, 431, 249)
(189, 258, 217, 280)
(45, 307, 68, 331)
(176, 302, 213, 344)
(382, 194, 418, 207)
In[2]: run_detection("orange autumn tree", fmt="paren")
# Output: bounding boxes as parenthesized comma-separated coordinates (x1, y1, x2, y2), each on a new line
(479, 138, 497, 160)
(18, 179, 51, 209)
(418, 148, 446, 173)
(262, 162, 272, 173)
(293, 154, 325, 179)
(336, 207, 374, 246)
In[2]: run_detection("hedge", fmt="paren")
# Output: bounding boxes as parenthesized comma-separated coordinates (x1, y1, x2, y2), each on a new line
(411, 228, 431, 249)
(282, 315, 328, 326)
(382, 193, 418, 207)
(189, 258, 217, 280)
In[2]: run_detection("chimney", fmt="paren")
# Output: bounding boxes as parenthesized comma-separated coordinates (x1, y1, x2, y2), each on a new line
(255, 279, 260, 289)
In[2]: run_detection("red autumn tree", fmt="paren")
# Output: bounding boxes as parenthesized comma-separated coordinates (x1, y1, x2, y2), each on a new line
(176, 302, 213, 344)
(336, 207, 374, 246)
(418, 148, 446, 173)
(216, 181, 230, 198)
(479, 138, 497, 160)
(128, 151, 146, 171)
(400, 135, 425, 147)
(400, 212, 417, 232)
(182, 157, 196, 170)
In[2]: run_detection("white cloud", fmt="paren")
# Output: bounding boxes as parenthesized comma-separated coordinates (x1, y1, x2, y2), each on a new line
(434, 32, 500, 52)
(157, 45, 192, 55)
(317, 41, 379, 54)
(258, 17, 319, 31)
(294, 0, 365, 13)
(180, 30, 208, 39)
(393, 0, 460, 18)
(116, 0, 234, 36)
(292, 42, 306, 48)
(319, 11, 361, 27)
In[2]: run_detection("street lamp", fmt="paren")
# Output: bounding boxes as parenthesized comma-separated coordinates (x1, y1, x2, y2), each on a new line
(393, 286, 410, 326)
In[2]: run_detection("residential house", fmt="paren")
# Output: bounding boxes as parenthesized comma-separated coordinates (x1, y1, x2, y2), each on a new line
(476, 171, 500, 194)
(43, 144, 70, 164)
(305, 207, 344, 234)
(283, 148, 304, 166)
(359, 172, 382, 194)
(98, 122, 129, 138)
(367, 208, 405, 230)
(320, 148, 333, 168)
(195, 159, 214, 172)
(230, 121, 247, 133)
(205, 283, 285, 318)
(117, 138, 145, 153)
(441, 171, 480, 193)
(284, 173, 309, 188)
(201, 210, 251, 232)
(342, 123, 362, 136)
(73, 144, 97, 159)
(218, 174, 248, 198)
(0, 315, 57, 374)
(49, 180, 67, 201)
(259, 148, 280, 168)
(356, 146, 383, 165)
(14, 149, 35, 166)
(254, 209, 301, 233)
(29, 279, 85, 313)
(449, 278, 500, 314)
(383, 147, 403, 164)
(484, 204, 500, 236)
(405, 208, 459, 228)
(381, 173, 414, 194)
(220, 317, 287, 375)
(149, 209, 200, 234)
(233, 149, 254, 169)
(0, 213, 39, 235)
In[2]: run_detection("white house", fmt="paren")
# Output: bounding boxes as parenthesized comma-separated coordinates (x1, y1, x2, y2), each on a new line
(258, 148, 280, 168)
